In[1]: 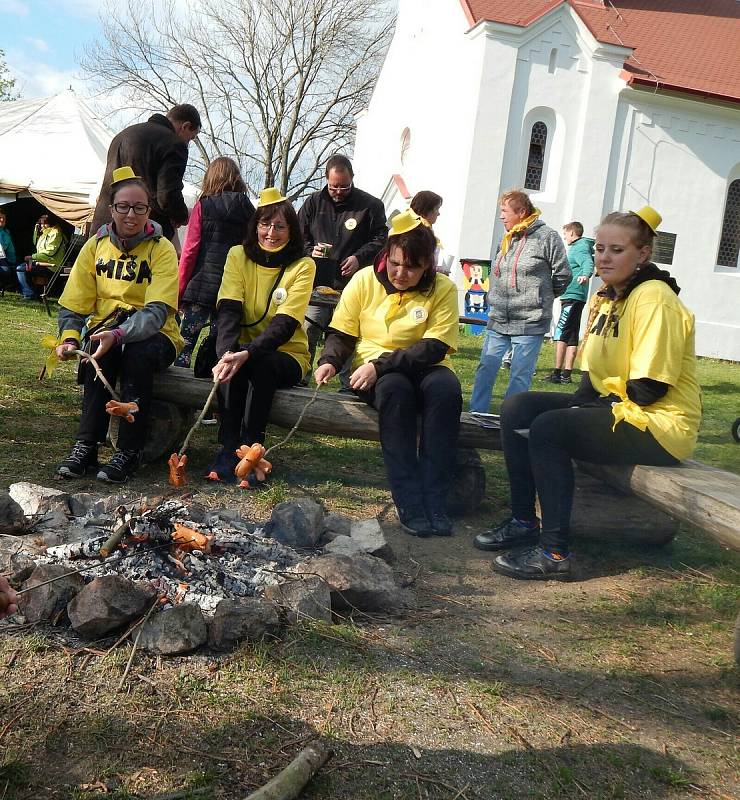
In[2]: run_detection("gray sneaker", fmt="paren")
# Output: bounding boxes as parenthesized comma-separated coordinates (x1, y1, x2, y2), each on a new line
(474, 517, 540, 551)
(492, 546, 572, 581)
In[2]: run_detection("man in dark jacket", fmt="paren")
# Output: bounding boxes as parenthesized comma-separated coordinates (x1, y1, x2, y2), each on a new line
(298, 154, 387, 378)
(91, 104, 201, 240)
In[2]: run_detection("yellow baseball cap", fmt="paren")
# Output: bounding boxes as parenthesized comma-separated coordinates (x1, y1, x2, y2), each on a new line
(631, 205, 662, 233)
(111, 166, 141, 184)
(389, 209, 423, 237)
(258, 187, 287, 207)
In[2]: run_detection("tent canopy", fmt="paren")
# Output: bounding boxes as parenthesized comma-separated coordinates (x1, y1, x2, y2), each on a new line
(0, 90, 114, 225)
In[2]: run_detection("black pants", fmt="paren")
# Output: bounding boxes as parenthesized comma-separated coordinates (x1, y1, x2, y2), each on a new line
(218, 351, 302, 450)
(501, 392, 679, 552)
(77, 333, 176, 451)
(361, 366, 462, 516)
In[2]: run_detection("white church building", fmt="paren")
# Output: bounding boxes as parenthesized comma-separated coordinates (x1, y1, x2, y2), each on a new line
(352, 0, 740, 360)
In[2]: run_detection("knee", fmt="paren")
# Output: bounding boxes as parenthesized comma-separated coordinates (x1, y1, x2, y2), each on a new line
(528, 410, 568, 450)
(375, 373, 414, 407)
(501, 392, 540, 429)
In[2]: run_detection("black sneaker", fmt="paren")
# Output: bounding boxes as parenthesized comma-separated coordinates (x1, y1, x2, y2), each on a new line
(397, 507, 432, 538)
(492, 546, 572, 581)
(473, 517, 540, 551)
(97, 449, 140, 483)
(546, 371, 562, 383)
(560, 373, 572, 384)
(57, 440, 99, 479)
(205, 447, 238, 484)
(427, 510, 454, 537)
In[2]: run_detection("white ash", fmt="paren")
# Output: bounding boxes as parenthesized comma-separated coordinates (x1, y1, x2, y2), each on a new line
(36, 500, 304, 614)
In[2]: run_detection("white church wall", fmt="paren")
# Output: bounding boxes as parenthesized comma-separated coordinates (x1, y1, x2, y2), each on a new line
(353, 0, 484, 276)
(606, 90, 740, 360)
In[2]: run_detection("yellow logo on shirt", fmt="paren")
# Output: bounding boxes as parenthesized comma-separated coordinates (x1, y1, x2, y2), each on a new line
(409, 306, 428, 323)
(344, 218, 357, 231)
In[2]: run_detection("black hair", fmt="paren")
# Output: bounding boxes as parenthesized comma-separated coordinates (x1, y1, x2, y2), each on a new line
(410, 190, 443, 219)
(325, 154, 354, 178)
(243, 200, 304, 263)
(388, 224, 436, 270)
(109, 178, 151, 205)
(167, 103, 202, 130)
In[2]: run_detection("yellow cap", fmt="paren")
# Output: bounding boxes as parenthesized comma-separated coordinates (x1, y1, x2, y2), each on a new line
(631, 205, 662, 233)
(258, 187, 286, 207)
(111, 166, 141, 184)
(389, 209, 423, 237)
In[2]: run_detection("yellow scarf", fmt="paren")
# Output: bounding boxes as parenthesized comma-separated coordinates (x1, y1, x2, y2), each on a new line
(500, 210, 541, 256)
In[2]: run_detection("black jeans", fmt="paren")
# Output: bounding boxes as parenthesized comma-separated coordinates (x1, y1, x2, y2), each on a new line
(218, 350, 302, 450)
(361, 366, 462, 516)
(77, 333, 176, 451)
(501, 392, 679, 552)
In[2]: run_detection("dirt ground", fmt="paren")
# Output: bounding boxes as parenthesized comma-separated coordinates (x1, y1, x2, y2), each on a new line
(0, 482, 738, 800)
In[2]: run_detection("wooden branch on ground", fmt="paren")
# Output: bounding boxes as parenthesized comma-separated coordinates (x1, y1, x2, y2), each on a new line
(244, 740, 330, 800)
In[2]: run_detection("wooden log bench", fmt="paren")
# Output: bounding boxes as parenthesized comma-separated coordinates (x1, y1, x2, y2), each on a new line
(148, 367, 740, 552)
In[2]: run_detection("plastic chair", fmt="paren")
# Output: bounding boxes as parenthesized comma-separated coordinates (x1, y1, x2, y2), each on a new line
(41, 233, 86, 316)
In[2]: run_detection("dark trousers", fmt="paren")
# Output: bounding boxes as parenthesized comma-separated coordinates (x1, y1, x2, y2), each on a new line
(501, 392, 679, 552)
(218, 351, 302, 450)
(175, 303, 212, 368)
(361, 366, 462, 515)
(77, 333, 176, 451)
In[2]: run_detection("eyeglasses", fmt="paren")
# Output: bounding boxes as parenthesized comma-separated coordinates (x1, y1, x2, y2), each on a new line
(112, 202, 150, 215)
(257, 221, 288, 233)
(327, 183, 352, 193)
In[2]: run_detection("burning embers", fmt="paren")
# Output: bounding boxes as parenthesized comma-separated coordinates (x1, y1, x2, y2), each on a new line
(38, 500, 302, 613)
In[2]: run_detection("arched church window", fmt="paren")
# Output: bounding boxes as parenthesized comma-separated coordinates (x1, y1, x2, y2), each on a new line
(524, 122, 548, 191)
(548, 48, 558, 74)
(717, 179, 740, 268)
(400, 128, 411, 166)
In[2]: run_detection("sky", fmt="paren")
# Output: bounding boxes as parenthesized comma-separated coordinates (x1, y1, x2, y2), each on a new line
(1, 0, 104, 98)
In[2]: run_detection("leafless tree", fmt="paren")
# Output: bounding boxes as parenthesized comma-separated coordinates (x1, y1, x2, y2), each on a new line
(80, 0, 393, 199)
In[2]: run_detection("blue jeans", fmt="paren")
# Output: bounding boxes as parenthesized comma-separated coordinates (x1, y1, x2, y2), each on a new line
(16, 264, 40, 298)
(469, 329, 544, 411)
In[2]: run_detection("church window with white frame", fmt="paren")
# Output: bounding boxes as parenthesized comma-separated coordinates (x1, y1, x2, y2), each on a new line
(717, 179, 740, 268)
(524, 122, 548, 191)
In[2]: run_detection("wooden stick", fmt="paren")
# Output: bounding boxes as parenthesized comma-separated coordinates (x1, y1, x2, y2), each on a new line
(177, 378, 220, 457)
(72, 349, 119, 399)
(244, 740, 330, 800)
(117, 598, 159, 693)
(264, 383, 322, 458)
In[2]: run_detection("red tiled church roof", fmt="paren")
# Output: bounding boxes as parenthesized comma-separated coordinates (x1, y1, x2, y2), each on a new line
(460, 1, 740, 103)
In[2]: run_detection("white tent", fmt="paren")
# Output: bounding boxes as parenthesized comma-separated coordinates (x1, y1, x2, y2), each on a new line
(0, 90, 114, 225)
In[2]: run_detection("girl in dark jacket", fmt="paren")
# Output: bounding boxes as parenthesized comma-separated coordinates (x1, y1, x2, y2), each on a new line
(176, 157, 255, 367)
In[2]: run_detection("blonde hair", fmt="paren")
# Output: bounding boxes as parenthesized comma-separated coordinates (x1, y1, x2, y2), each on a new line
(598, 211, 655, 250)
(200, 157, 246, 199)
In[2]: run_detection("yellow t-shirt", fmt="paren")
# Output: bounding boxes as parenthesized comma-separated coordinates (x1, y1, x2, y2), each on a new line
(580, 280, 701, 460)
(328, 268, 459, 371)
(59, 234, 183, 352)
(217, 247, 315, 375)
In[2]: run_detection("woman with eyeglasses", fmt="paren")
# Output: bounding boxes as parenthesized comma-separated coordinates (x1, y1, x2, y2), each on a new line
(54, 166, 183, 483)
(206, 188, 315, 486)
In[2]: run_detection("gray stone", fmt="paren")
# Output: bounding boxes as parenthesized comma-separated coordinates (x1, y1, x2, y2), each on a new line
(324, 513, 351, 538)
(297, 553, 407, 613)
(265, 499, 324, 549)
(19, 563, 85, 623)
(139, 604, 207, 655)
(67, 492, 97, 518)
(264, 577, 332, 624)
(9, 482, 69, 518)
(0, 492, 26, 534)
(324, 535, 364, 558)
(208, 598, 282, 650)
(349, 518, 394, 562)
(67, 576, 157, 639)
(35, 509, 71, 532)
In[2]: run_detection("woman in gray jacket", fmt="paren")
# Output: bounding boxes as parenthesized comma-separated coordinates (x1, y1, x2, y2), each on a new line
(470, 189, 570, 411)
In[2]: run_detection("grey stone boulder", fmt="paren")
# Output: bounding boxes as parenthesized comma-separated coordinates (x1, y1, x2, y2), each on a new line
(208, 598, 282, 650)
(0, 492, 26, 534)
(19, 563, 85, 623)
(297, 553, 407, 613)
(139, 604, 207, 655)
(9, 482, 69, 518)
(324, 518, 394, 563)
(264, 577, 332, 624)
(264, 499, 324, 549)
(322, 513, 351, 542)
(67, 576, 157, 639)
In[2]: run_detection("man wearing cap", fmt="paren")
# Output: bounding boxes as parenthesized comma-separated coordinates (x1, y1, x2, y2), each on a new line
(91, 104, 202, 240)
(298, 154, 387, 379)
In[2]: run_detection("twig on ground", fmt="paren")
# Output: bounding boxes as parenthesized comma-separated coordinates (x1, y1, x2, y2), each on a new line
(117, 599, 159, 693)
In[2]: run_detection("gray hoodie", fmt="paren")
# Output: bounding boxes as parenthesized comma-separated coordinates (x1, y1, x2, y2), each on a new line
(486, 218, 571, 336)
